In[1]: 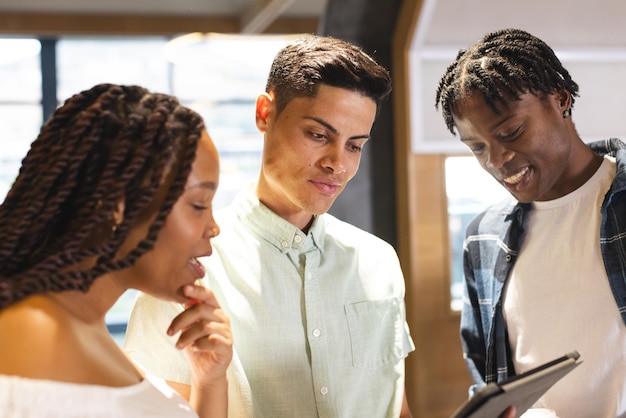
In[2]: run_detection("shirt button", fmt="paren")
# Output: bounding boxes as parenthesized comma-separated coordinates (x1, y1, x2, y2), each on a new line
(320, 386, 328, 395)
(313, 329, 321, 337)
(505, 254, 512, 262)
(294, 235, 302, 243)
(281, 241, 289, 248)
(306, 272, 312, 280)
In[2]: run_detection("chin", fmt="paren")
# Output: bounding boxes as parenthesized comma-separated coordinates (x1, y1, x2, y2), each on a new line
(508, 187, 537, 202)
(174, 287, 191, 302)
(309, 200, 335, 216)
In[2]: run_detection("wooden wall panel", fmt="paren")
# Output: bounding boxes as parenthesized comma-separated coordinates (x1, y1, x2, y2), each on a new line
(0, 12, 318, 36)
(393, 1, 472, 416)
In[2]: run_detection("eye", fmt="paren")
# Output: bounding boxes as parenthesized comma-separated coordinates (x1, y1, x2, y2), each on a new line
(183, 185, 216, 214)
(499, 126, 522, 141)
(348, 143, 363, 152)
(309, 131, 327, 141)
(467, 143, 485, 155)
(191, 203, 209, 211)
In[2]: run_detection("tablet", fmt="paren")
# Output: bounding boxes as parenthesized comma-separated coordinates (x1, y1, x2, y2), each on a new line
(450, 351, 581, 418)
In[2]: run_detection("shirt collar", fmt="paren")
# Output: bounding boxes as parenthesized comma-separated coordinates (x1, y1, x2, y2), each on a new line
(232, 182, 325, 254)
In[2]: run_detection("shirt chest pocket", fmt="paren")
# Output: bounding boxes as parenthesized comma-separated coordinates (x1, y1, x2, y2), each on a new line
(344, 298, 405, 370)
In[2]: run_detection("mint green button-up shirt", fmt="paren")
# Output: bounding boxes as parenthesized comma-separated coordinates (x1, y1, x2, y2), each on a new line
(125, 184, 414, 417)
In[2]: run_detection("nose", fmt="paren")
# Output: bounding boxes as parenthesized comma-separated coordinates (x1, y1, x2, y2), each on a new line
(485, 142, 514, 170)
(203, 220, 220, 240)
(321, 146, 347, 174)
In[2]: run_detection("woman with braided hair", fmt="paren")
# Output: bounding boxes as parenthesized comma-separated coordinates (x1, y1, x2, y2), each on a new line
(436, 29, 626, 417)
(0, 83, 231, 417)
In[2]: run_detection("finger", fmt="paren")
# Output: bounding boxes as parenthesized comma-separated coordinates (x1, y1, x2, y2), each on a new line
(499, 406, 516, 418)
(176, 320, 232, 350)
(168, 286, 222, 335)
(167, 302, 227, 336)
(186, 335, 233, 363)
(183, 284, 221, 307)
(184, 297, 201, 309)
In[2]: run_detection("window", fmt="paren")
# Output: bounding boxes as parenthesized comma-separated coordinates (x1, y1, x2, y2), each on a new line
(1, 34, 293, 345)
(0, 38, 42, 199)
(445, 156, 508, 311)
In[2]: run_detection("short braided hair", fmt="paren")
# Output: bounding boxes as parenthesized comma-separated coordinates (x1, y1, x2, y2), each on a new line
(435, 28, 579, 134)
(0, 83, 204, 308)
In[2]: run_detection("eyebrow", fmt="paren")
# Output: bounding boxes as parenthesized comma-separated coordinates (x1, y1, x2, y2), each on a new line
(459, 113, 517, 143)
(304, 116, 370, 140)
(186, 181, 218, 191)
(490, 114, 516, 132)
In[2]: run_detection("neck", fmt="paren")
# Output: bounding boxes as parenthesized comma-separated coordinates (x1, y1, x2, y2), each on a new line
(578, 141, 605, 184)
(255, 179, 315, 232)
(48, 274, 125, 324)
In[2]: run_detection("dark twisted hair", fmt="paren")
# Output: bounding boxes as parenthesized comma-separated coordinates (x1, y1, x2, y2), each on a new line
(0, 83, 204, 308)
(266, 35, 392, 116)
(435, 28, 579, 134)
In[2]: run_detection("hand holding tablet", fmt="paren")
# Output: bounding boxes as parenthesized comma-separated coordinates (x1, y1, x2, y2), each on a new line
(450, 351, 581, 418)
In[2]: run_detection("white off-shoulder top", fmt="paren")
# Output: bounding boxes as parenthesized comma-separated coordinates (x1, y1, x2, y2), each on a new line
(0, 370, 199, 418)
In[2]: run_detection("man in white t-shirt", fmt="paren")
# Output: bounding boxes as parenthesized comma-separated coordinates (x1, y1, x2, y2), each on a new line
(435, 28, 626, 417)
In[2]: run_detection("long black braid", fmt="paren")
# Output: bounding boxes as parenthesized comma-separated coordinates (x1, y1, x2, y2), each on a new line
(435, 28, 579, 134)
(0, 83, 204, 308)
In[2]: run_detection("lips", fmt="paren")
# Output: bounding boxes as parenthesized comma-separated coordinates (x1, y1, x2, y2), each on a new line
(310, 179, 342, 195)
(188, 257, 206, 278)
(503, 167, 529, 185)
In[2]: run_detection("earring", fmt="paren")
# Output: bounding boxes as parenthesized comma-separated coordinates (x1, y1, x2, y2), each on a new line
(563, 108, 571, 118)
(110, 218, 121, 236)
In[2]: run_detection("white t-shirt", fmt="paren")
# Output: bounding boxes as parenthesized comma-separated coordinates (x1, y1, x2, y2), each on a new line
(0, 370, 198, 418)
(504, 156, 626, 417)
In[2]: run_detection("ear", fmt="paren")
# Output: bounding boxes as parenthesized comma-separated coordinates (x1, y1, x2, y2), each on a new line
(255, 92, 273, 134)
(555, 89, 572, 112)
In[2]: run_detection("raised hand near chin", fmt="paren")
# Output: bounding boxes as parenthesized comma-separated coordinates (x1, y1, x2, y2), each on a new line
(167, 284, 233, 389)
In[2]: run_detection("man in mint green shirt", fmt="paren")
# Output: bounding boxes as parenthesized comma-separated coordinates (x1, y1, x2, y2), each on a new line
(125, 35, 415, 417)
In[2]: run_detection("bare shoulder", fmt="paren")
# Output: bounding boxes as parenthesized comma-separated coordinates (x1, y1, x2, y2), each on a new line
(0, 295, 79, 377)
(0, 294, 141, 386)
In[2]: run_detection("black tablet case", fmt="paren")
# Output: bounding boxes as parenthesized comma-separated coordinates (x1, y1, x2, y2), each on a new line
(450, 351, 581, 418)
